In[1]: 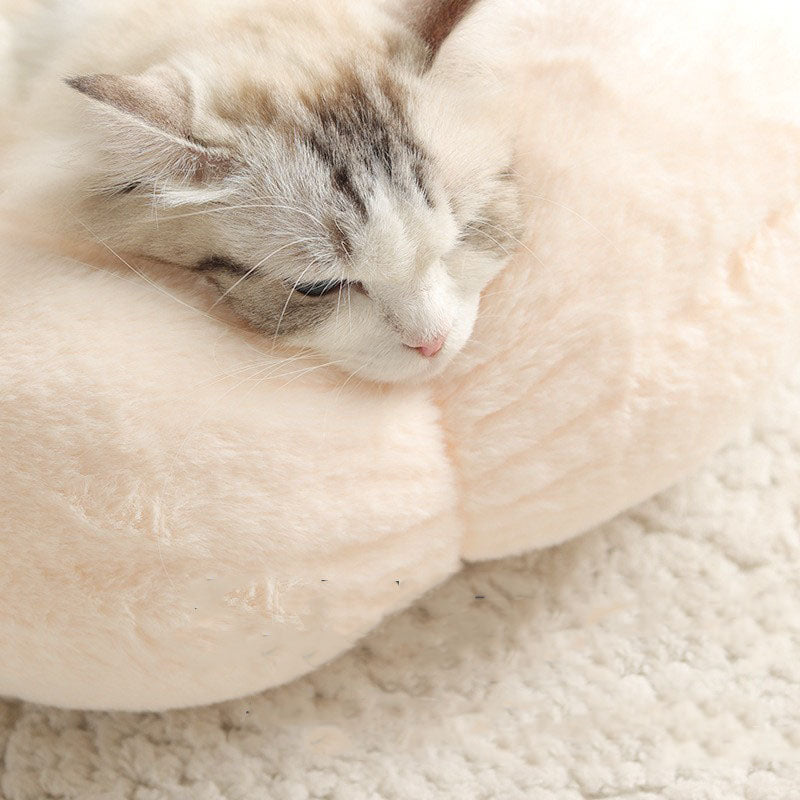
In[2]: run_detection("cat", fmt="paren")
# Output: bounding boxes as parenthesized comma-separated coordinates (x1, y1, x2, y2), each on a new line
(3, 0, 521, 383)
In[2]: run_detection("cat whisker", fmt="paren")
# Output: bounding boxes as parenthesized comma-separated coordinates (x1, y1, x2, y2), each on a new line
(192, 349, 315, 389)
(156, 202, 326, 232)
(254, 194, 329, 233)
(165, 349, 328, 491)
(335, 280, 345, 327)
(71, 217, 223, 324)
(507, 183, 620, 252)
(256, 358, 349, 393)
(464, 223, 513, 257)
(209, 239, 308, 310)
(241, 354, 325, 388)
(465, 222, 551, 272)
(333, 361, 372, 404)
(339, 339, 399, 397)
(271, 260, 317, 347)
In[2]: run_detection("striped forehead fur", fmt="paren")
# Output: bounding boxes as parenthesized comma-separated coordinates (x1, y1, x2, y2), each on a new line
(209, 63, 431, 216)
(297, 67, 432, 215)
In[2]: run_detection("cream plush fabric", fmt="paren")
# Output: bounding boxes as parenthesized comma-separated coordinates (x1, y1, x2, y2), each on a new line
(1, 0, 800, 714)
(1, 369, 800, 799)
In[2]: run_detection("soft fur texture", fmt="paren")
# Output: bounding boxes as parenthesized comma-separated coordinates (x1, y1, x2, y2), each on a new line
(1, 0, 800, 712)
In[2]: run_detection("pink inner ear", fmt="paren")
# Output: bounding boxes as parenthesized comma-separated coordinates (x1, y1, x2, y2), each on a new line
(66, 67, 193, 138)
(65, 67, 235, 190)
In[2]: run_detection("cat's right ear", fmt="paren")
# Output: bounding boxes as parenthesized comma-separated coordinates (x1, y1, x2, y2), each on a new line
(407, 0, 481, 68)
(65, 65, 235, 203)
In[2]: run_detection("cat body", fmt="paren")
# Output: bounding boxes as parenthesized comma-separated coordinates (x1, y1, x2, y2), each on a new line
(2, 0, 520, 382)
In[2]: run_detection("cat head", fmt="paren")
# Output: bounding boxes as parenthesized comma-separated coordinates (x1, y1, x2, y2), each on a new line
(65, 0, 520, 383)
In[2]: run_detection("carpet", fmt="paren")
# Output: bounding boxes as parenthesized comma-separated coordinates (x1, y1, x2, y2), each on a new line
(2, 365, 798, 799)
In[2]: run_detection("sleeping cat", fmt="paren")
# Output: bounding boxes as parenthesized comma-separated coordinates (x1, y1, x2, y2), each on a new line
(4, 0, 521, 382)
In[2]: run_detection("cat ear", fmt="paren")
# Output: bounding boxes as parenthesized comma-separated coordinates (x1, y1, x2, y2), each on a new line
(410, 0, 480, 66)
(65, 66, 235, 203)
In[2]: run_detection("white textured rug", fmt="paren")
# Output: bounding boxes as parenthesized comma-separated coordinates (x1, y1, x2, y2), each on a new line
(1, 367, 799, 799)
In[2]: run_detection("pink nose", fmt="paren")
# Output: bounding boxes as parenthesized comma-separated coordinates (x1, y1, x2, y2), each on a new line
(413, 335, 446, 358)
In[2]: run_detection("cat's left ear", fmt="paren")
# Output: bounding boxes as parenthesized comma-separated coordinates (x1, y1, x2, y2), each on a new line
(408, 0, 481, 67)
(65, 65, 235, 203)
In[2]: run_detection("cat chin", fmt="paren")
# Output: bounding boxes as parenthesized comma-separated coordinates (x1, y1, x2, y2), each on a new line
(307, 311, 477, 383)
(323, 324, 475, 384)
(353, 348, 457, 385)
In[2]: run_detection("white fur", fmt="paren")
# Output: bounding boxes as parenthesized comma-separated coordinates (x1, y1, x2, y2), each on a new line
(0, 0, 799, 711)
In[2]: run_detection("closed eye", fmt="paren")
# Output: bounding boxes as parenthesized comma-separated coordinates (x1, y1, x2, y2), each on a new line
(293, 279, 346, 297)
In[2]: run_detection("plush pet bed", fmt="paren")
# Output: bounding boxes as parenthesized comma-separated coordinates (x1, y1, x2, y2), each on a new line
(1, 0, 800, 713)
(2, 369, 799, 798)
